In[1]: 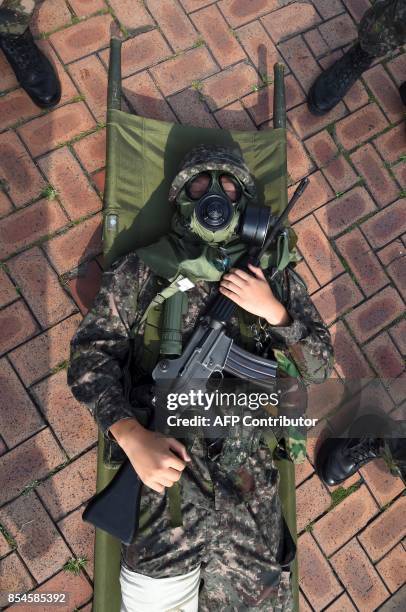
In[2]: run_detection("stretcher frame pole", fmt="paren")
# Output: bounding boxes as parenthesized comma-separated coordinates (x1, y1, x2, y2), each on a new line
(273, 61, 299, 612)
(92, 37, 123, 612)
(273, 63, 286, 129)
(108, 37, 122, 111)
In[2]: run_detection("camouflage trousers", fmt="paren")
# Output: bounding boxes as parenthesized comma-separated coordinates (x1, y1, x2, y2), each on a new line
(122, 438, 295, 611)
(0, 0, 35, 36)
(359, 0, 406, 56)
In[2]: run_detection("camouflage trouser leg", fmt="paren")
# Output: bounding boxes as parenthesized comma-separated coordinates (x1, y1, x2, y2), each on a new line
(0, 0, 36, 36)
(358, 0, 406, 57)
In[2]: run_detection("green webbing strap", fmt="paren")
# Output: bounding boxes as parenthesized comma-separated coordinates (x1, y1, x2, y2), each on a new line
(263, 429, 298, 611)
(262, 429, 279, 456)
(168, 482, 183, 528)
(236, 308, 255, 351)
(140, 278, 186, 528)
(276, 232, 291, 272)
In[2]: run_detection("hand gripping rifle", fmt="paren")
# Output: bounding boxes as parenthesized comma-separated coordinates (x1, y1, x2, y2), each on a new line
(83, 178, 309, 544)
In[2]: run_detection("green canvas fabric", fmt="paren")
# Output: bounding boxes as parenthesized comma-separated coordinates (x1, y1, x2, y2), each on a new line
(103, 109, 288, 267)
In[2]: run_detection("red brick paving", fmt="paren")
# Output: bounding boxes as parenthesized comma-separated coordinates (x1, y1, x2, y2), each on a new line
(305, 129, 338, 168)
(0, 491, 71, 583)
(108, 0, 154, 31)
(38, 148, 102, 220)
(73, 128, 106, 173)
(7, 247, 76, 328)
(288, 100, 347, 139)
(362, 198, 406, 249)
(0, 428, 66, 506)
(0, 554, 35, 608)
(358, 496, 406, 562)
(345, 285, 404, 344)
(18, 102, 96, 158)
(9, 314, 83, 386)
(311, 273, 363, 325)
(289, 170, 333, 222)
(0, 131, 45, 207)
(33, 370, 98, 457)
(149, 0, 198, 52)
(0, 301, 39, 356)
(0, 359, 44, 448)
(262, 3, 321, 43)
(36, 447, 97, 521)
(103, 30, 172, 80)
(360, 458, 405, 507)
(193, 5, 246, 68)
(296, 474, 331, 533)
(325, 592, 357, 612)
(312, 485, 379, 556)
(123, 72, 177, 122)
(0, 269, 18, 308)
(335, 103, 390, 150)
(365, 332, 404, 378)
(168, 88, 218, 128)
(0, 1, 405, 609)
(298, 532, 343, 609)
(335, 227, 388, 297)
(329, 321, 373, 378)
(49, 14, 113, 64)
(68, 55, 108, 123)
(8, 570, 93, 611)
(294, 215, 344, 285)
(351, 143, 399, 208)
(376, 543, 406, 594)
(315, 185, 377, 237)
(331, 538, 390, 610)
(58, 505, 95, 579)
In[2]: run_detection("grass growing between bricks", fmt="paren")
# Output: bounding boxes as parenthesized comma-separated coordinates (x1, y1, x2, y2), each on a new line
(40, 184, 59, 200)
(51, 360, 69, 374)
(329, 481, 362, 510)
(22, 479, 41, 495)
(63, 556, 88, 575)
(0, 523, 17, 550)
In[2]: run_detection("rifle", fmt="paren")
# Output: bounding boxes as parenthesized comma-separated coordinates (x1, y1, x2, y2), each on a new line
(82, 178, 309, 544)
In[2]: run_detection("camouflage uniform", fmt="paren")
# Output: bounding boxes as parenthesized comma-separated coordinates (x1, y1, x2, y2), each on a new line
(0, 0, 35, 36)
(359, 0, 406, 56)
(68, 250, 333, 610)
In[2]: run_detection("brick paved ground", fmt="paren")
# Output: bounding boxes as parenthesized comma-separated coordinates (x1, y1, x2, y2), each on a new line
(0, 1, 405, 610)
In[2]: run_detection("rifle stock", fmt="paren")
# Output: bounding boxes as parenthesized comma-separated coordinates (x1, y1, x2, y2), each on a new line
(83, 460, 141, 545)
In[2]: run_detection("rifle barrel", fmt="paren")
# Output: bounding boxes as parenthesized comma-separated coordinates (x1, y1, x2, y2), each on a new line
(255, 177, 309, 265)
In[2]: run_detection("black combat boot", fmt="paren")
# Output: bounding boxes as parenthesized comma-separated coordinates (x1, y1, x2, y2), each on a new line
(316, 435, 383, 486)
(0, 28, 61, 109)
(307, 44, 374, 116)
(315, 413, 398, 486)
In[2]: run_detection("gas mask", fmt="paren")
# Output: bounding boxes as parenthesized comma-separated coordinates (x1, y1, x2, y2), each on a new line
(175, 169, 272, 249)
(134, 145, 278, 282)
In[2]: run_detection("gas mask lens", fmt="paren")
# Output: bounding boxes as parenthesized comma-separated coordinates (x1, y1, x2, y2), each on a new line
(219, 174, 242, 202)
(186, 173, 211, 200)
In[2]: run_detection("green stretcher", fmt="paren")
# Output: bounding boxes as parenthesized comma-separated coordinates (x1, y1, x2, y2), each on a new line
(92, 37, 299, 612)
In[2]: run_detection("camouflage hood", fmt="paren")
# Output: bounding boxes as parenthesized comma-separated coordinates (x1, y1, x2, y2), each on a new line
(168, 144, 257, 202)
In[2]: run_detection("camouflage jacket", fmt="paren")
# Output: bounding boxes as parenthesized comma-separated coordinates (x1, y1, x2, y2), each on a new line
(68, 253, 334, 456)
